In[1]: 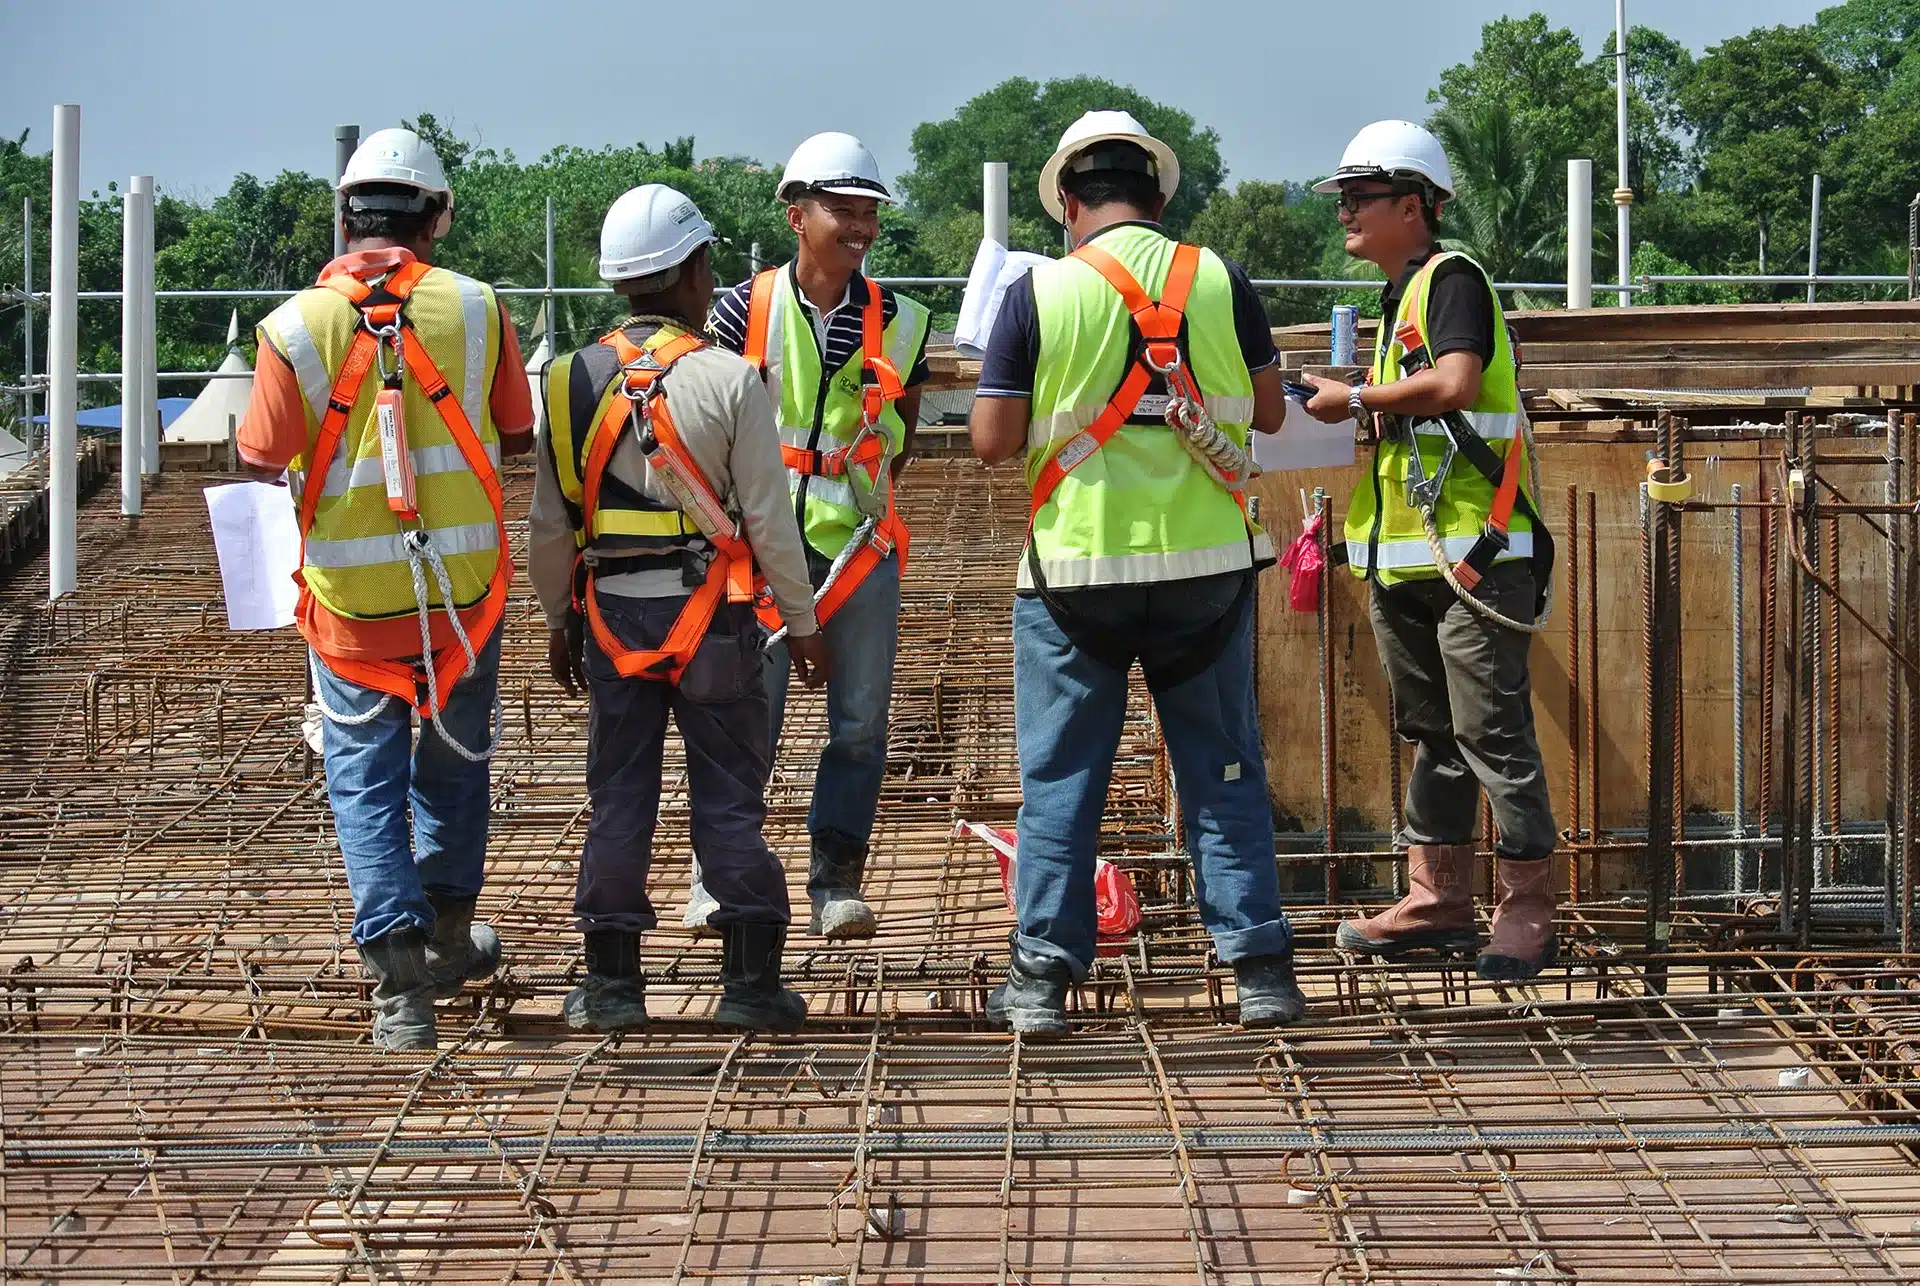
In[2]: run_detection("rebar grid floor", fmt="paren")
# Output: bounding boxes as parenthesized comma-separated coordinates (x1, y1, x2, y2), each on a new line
(3, 463, 1919, 1283)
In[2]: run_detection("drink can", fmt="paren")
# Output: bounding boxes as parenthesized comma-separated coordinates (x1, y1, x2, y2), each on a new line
(1330, 305, 1358, 366)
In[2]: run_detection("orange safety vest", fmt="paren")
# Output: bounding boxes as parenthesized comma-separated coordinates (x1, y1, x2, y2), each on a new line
(1025, 241, 1256, 537)
(574, 329, 762, 684)
(740, 268, 911, 629)
(297, 260, 508, 716)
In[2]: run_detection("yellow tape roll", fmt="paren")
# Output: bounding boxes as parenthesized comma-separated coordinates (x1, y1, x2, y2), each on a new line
(1645, 459, 1693, 504)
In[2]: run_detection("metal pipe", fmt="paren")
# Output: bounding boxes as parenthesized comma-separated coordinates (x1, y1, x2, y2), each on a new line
(1314, 487, 1338, 897)
(1886, 411, 1904, 935)
(332, 125, 358, 259)
(1585, 489, 1600, 873)
(135, 176, 157, 477)
(983, 161, 1009, 247)
(1731, 482, 1745, 892)
(119, 179, 143, 517)
(20, 196, 33, 459)
(1567, 160, 1592, 310)
(1807, 175, 1823, 305)
(1567, 483, 1583, 868)
(1613, 0, 1633, 307)
(47, 104, 79, 603)
(542, 195, 556, 367)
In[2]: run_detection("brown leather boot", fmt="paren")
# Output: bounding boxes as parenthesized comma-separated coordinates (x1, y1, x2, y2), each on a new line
(1337, 844, 1480, 957)
(1476, 858, 1558, 981)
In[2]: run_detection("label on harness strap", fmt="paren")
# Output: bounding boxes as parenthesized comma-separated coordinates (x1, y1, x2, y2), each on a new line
(1054, 431, 1101, 475)
(375, 388, 418, 520)
(1132, 393, 1172, 418)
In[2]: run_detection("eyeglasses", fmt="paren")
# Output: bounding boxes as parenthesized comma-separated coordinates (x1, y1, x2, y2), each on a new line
(1335, 189, 1402, 217)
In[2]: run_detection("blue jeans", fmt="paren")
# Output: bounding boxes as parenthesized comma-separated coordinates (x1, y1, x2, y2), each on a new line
(312, 631, 500, 944)
(1011, 575, 1292, 979)
(764, 552, 900, 848)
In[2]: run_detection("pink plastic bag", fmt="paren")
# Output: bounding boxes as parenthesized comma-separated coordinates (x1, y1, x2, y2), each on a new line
(955, 820, 1143, 954)
(1279, 511, 1326, 611)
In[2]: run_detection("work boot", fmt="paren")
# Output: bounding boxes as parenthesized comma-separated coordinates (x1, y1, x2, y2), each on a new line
(986, 932, 1072, 1039)
(563, 931, 650, 1033)
(1337, 843, 1481, 958)
(424, 894, 502, 1000)
(1233, 954, 1307, 1028)
(1477, 858, 1559, 982)
(808, 832, 877, 939)
(715, 922, 808, 1032)
(357, 928, 437, 1052)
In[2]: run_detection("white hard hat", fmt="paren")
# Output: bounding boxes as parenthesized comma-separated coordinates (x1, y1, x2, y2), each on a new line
(1038, 110, 1180, 224)
(337, 127, 452, 206)
(778, 132, 895, 203)
(598, 183, 719, 284)
(1313, 120, 1456, 199)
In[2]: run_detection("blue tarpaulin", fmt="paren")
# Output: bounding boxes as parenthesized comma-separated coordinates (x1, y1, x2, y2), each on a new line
(33, 398, 195, 430)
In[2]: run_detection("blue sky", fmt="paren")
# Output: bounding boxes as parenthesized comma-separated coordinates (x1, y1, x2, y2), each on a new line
(0, 0, 1824, 200)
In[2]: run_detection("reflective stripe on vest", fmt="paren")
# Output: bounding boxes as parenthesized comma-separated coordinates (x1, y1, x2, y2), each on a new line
(742, 265, 928, 560)
(258, 264, 503, 622)
(1023, 224, 1269, 590)
(1343, 250, 1530, 587)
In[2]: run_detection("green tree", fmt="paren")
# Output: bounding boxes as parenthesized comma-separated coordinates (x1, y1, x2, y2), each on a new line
(1429, 101, 1563, 305)
(1186, 181, 1340, 324)
(900, 76, 1226, 235)
(1815, 0, 1920, 88)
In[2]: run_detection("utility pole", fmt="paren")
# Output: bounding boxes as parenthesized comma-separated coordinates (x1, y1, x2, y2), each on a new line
(1613, 0, 1633, 306)
(333, 125, 359, 258)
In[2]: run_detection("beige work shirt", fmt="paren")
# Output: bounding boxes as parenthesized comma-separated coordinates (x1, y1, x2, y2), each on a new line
(528, 321, 819, 638)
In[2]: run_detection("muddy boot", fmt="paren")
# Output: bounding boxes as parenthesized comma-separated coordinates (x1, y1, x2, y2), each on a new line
(1233, 954, 1306, 1028)
(1477, 858, 1559, 981)
(1337, 843, 1480, 957)
(715, 922, 808, 1032)
(563, 931, 650, 1033)
(986, 932, 1072, 1039)
(358, 928, 437, 1052)
(425, 895, 502, 1000)
(808, 832, 876, 940)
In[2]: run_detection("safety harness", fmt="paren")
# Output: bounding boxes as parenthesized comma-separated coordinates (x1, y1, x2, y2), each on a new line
(1388, 313, 1554, 632)
(573, 328, 761, 683)
(741, 268, 910, 641)
(300, 260, 507, 760)
(1023, 242, 1263, 690)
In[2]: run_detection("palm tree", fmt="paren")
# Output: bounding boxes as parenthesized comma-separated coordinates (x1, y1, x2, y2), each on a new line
(1429, 102, 1563, 304)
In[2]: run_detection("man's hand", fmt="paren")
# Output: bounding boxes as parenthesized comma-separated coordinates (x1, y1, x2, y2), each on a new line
(1303, 373, 1358, 425)
(788, 630, 832, 689)
(548, 620, 585, 695)
(242, 464, 288, 486)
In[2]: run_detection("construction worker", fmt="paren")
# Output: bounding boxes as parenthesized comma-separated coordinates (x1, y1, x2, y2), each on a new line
(529, 184, 829, 1033)
(695, 131, 932, 940)
(1301, 120, 1558, 981)
(236, 127, 532, 1050)
(969, 111, 1301, 1036)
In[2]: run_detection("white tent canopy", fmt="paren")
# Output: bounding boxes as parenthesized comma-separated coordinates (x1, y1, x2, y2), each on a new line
(165, 311, 254, 445)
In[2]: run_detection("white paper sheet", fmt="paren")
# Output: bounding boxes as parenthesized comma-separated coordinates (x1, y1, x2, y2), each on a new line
(955, 241, 1050, 359)
(204, 481, 301, 630)
(1252, 396, 1359, 473)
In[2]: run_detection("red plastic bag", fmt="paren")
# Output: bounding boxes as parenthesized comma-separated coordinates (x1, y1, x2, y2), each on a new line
(1278, 511, 1326, 611)
(954, 820, 1142, 954)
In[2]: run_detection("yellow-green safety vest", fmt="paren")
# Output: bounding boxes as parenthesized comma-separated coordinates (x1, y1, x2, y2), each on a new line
(748, 266, 929, 559)
(1344, 250, 1533, 584)
(1025, 223, 1271, 589)
(258, 265, 504, 620)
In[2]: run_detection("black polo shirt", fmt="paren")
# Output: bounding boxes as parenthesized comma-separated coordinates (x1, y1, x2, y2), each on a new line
(1379, 247, 1496, 368)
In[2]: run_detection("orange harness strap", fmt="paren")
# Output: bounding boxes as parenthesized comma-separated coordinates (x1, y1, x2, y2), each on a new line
(298, 263, 510, 715)
(576, 329, 759, 684)
(747, 272, 912, 633)
(1025, 243, 1212, 525)
(1450, 428, 1528, 591)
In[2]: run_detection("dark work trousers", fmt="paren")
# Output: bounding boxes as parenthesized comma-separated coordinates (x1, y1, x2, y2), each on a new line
(575, 593, 792, 934)
(1368, 561, 1559, 860)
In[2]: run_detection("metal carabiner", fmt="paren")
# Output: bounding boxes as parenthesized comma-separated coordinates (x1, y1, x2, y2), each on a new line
(367, 321, 404, 385)
(843, 421, 892, 520)
(1403, 418, 1458, 513)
